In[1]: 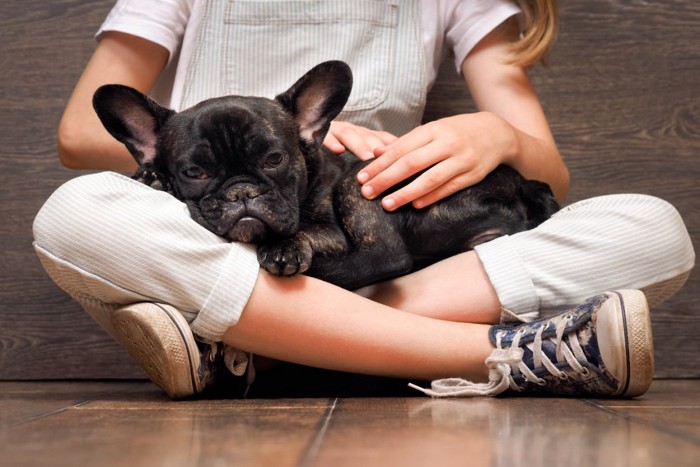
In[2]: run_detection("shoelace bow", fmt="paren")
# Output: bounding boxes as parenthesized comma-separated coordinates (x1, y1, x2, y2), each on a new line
(409, 315, 591, 397)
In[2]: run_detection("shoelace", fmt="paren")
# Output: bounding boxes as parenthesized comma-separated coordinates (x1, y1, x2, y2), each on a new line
(409, 315, 591, 397)
(205, 342, 252, 376)
(504, 314, 590, 388)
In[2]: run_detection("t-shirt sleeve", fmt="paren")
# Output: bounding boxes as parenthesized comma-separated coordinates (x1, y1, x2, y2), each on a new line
(96, 0, 192, 62)
(446, 0, 522, 73)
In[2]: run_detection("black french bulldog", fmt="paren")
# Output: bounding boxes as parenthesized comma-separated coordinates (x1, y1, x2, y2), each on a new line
(93, 61, 559, 290)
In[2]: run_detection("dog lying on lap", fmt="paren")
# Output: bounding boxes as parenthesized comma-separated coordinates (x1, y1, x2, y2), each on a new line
(92, 61, 559, 290)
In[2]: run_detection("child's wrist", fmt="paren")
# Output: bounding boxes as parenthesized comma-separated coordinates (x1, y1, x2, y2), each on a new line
(479, 111, 521, 166)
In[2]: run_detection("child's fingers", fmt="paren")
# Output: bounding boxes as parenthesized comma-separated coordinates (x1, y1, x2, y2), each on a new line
(357, 127, 433, 184)
(377, 157, 467, 210)
(360, 142, 444, 201)
(336, 127, 377, 160)
(330, 123, 398, 161)
(377, 131, 399, 146)
(323, 133, 346, 154)
(411, 172, 480, 209)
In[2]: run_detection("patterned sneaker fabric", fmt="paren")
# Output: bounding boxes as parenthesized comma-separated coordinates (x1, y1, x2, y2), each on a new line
(488, 293, 618, 396)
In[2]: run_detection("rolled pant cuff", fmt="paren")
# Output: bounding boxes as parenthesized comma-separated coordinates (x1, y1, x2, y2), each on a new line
(474, 235, 540, 322)
(190, 243, 260, 342)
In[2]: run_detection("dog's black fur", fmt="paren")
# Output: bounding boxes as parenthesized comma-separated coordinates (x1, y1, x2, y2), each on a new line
(93, 61, 559, 290)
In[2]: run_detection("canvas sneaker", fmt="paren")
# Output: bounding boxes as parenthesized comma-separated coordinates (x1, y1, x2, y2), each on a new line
(411, 290, 654, 398)
(110, 303, 252, 399)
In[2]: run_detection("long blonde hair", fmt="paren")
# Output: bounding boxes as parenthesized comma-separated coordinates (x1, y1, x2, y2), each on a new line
(512, 0, 558, 67)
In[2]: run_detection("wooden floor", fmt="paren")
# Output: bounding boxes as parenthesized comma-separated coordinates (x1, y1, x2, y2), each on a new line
(2, 380, 700, 466)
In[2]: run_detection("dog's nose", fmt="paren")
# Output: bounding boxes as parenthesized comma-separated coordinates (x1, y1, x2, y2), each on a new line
(223, 183, 263, 202)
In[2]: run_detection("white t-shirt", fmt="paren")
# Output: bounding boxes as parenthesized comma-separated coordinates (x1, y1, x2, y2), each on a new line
(97, 0, 521, 109)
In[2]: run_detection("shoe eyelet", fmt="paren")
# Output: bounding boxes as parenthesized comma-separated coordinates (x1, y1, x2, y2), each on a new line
(580, 368, 591, 377)
(558, 373, 569, 381)
(537, 378, 547, 386)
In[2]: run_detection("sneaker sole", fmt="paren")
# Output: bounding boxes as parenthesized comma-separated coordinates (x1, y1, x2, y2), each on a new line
(110, 303, 201, 399)
(609, 290, 654, 397)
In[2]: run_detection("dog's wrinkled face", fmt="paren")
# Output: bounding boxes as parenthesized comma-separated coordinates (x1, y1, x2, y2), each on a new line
(159, 97, 308, 242)
(92, 61, 353, 243)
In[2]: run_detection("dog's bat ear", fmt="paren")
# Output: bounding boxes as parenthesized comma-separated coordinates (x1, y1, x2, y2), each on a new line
(275, 60, 353, 153)
(92, 85, 175, 167)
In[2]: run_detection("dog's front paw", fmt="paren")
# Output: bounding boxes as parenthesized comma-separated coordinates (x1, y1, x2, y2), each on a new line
(257, 238, 313, 276)
(132, 168, 172, 193)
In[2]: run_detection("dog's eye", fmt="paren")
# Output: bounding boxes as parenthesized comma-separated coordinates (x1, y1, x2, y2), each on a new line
(182, 166, 209, 180)
(263, 152, 286, 170)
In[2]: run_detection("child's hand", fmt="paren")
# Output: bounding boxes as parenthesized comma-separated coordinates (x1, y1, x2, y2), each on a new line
(324, 121, 397, 161)
(356, 113, 516, 210)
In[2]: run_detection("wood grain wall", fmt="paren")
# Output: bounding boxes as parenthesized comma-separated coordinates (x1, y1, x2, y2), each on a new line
(0, 0, 698, 380)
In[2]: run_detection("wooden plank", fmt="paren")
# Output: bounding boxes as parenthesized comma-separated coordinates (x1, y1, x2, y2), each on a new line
(1, 382, 330, 467)
(2, 381, 700, 467)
